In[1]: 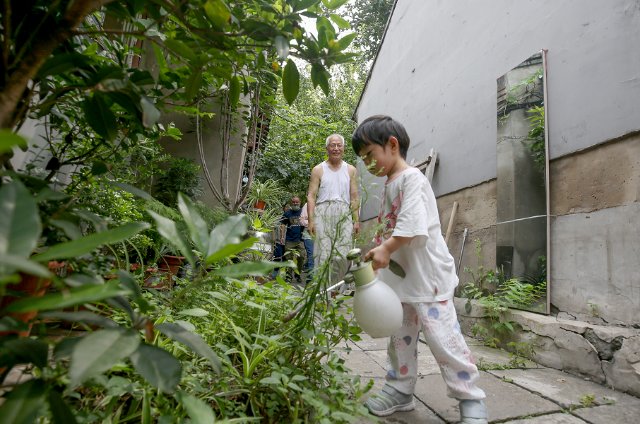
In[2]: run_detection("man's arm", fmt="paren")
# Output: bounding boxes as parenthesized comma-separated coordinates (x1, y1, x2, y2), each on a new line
(348, 164, 360, 235)
(306, 165, 322, 236)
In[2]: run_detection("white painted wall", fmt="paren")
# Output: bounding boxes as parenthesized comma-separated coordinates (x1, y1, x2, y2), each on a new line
(356, 0, 640, 214)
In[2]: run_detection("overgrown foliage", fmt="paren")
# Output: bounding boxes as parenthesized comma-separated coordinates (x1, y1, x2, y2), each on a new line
(460, 239, 546, 348)
(256, 65, 361, 197)
(344, 0, 395, 61)
(0, 1, 374, 422)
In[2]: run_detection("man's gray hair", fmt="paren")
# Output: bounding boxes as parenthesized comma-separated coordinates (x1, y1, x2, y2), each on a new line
(325, 133, 345, 147)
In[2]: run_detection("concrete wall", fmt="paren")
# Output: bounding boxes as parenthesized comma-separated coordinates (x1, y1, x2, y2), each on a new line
(356, 0, 640, 325)
(356, 0, 640, 204)
(158, 107, 247, 210)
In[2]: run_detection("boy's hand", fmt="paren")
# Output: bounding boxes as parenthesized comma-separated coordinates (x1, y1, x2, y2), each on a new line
(365, 244, 391, 271)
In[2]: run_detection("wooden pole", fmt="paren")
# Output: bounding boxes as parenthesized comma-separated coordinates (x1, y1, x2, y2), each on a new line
(444, 201, 459, 245)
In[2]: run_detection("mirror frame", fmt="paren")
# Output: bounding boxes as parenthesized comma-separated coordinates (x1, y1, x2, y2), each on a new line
(495, 49, 550, 314)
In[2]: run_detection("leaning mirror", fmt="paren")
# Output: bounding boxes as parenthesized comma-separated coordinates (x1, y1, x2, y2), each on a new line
(496, 50, 549, 314)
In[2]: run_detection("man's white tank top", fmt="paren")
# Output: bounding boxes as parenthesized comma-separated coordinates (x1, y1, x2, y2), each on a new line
(316, 161, 350, 205)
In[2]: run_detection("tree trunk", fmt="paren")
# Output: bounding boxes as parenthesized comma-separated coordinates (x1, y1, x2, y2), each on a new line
(0, 0, 112, 130)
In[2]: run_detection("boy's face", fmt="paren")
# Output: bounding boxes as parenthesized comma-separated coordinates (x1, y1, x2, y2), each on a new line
(358, 143, 392, 177)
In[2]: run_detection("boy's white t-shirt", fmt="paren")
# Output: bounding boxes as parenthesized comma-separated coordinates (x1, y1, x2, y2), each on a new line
(375, 167, 458, 302)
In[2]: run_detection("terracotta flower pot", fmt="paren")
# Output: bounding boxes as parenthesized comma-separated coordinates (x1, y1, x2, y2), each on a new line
(0, 261, 66, 337)
(253, 200, 266, 210)
(143, 256, 184, 290)
(158, 255, 185, 276)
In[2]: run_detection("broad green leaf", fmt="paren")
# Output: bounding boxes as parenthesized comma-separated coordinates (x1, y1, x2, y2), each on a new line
(335, 33, 357, 51)
(48, 390, 78, 424)
(329, 13, 350, 30)
(205, 238, 256, 265)
(213, 260, 293, 278)
(0, 379, 46, 424)
(310, 64, 330, 95)
(53, 337, 82, 361)
(152, 44, 168, 73)
(293, 0, 321, 12)
(0, 254, 52, 278)
(70, 328, 140, 387)
(147, 210, 196, 267)
(204, 0, 231, 29)
(4, 280, 130, 313)
(185, 68, 203, 100)
(39, 310, 118, 328)
(33, 186, 68, 202)
(140, 96, 160, 128)
(36, 52, 92, 78)
(0, 338, 49, 369)
(156, 323, 221, 373)
(177, 194, 208, 254)
(274, 35, 289, 60)
(83, 95, 117, 141)
(389, 259, 406, 278)
(228, 75, 241, 107)
(49, 218, 83, 240)
(164, 39, 196, 62)
(130, 343, 182, 393)
(91, 161, 108, 176)
(282, 59, 300, 105)
(322, 0, 349, 10)
(32, 222, 150, 262)
(176, 391, 215, 424)
(109, 181, 154, 201)
(206, 215, 249, 258)
(175, 320, 196, 332)
(316, 16, 336, 40)
(0, 130, 27, 153)
(178, 308, 209, 317)
(0, 180, 41, 258)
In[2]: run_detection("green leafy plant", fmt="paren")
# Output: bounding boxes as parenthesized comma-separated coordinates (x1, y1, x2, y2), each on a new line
(461, 240, 546, 348)
(245, 179, 287, 210)
(526, 105, 546, 171)
(153, 158, 203, 207)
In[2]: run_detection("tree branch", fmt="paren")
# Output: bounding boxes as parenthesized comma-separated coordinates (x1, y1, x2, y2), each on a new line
(0, 0, 114, 129)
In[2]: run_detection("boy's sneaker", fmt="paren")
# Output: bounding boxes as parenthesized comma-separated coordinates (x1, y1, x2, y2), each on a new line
(459, 399, 488, 424)
(365, 385, 415, 417)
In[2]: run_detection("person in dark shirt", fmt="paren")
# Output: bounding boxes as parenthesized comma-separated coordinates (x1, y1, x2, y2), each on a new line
(282, 196, 306, 284)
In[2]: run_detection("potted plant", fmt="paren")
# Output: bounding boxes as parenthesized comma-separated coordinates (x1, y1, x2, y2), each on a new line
(246, 179, 285, 211)
(152, 157, 203, 207)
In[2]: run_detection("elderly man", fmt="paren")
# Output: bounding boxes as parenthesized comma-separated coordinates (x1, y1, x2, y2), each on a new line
(307, 133, 360, 287)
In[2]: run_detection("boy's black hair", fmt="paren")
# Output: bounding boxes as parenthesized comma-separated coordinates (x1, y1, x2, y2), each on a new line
(351, 115, 410, 159)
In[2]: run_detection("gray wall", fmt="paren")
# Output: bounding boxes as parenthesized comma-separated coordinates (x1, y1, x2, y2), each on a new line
(356, 0, 640, 212)
(355, 0, 640, 325)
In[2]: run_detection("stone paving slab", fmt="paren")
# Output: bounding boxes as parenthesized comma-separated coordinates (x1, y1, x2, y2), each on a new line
(571, 403, 640, 424)
(487, 367, 640, 410)
(413, 371, 561, 423)
(341, 331, 640, 424)
(341, 349, 383, 379)
(471, 344, 539, 369)
(353, 335, 389, 351)
(501, 413, 588, 423)
(355, 377, 445, 424)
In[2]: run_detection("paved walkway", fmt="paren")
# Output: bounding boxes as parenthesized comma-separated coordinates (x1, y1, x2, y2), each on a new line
(338, 332, 640, 423)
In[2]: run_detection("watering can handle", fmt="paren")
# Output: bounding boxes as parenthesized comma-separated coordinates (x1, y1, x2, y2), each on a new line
(347, 248, 406, 278)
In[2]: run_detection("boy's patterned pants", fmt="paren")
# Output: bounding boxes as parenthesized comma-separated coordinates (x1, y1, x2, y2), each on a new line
(385, 300, 486, 400)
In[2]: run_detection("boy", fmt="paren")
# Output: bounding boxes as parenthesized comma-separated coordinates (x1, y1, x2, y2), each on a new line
(351, 115, 488, 424)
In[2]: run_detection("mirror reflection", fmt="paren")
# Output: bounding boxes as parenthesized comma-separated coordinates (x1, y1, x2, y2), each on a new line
(496, 51, 549, 313)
